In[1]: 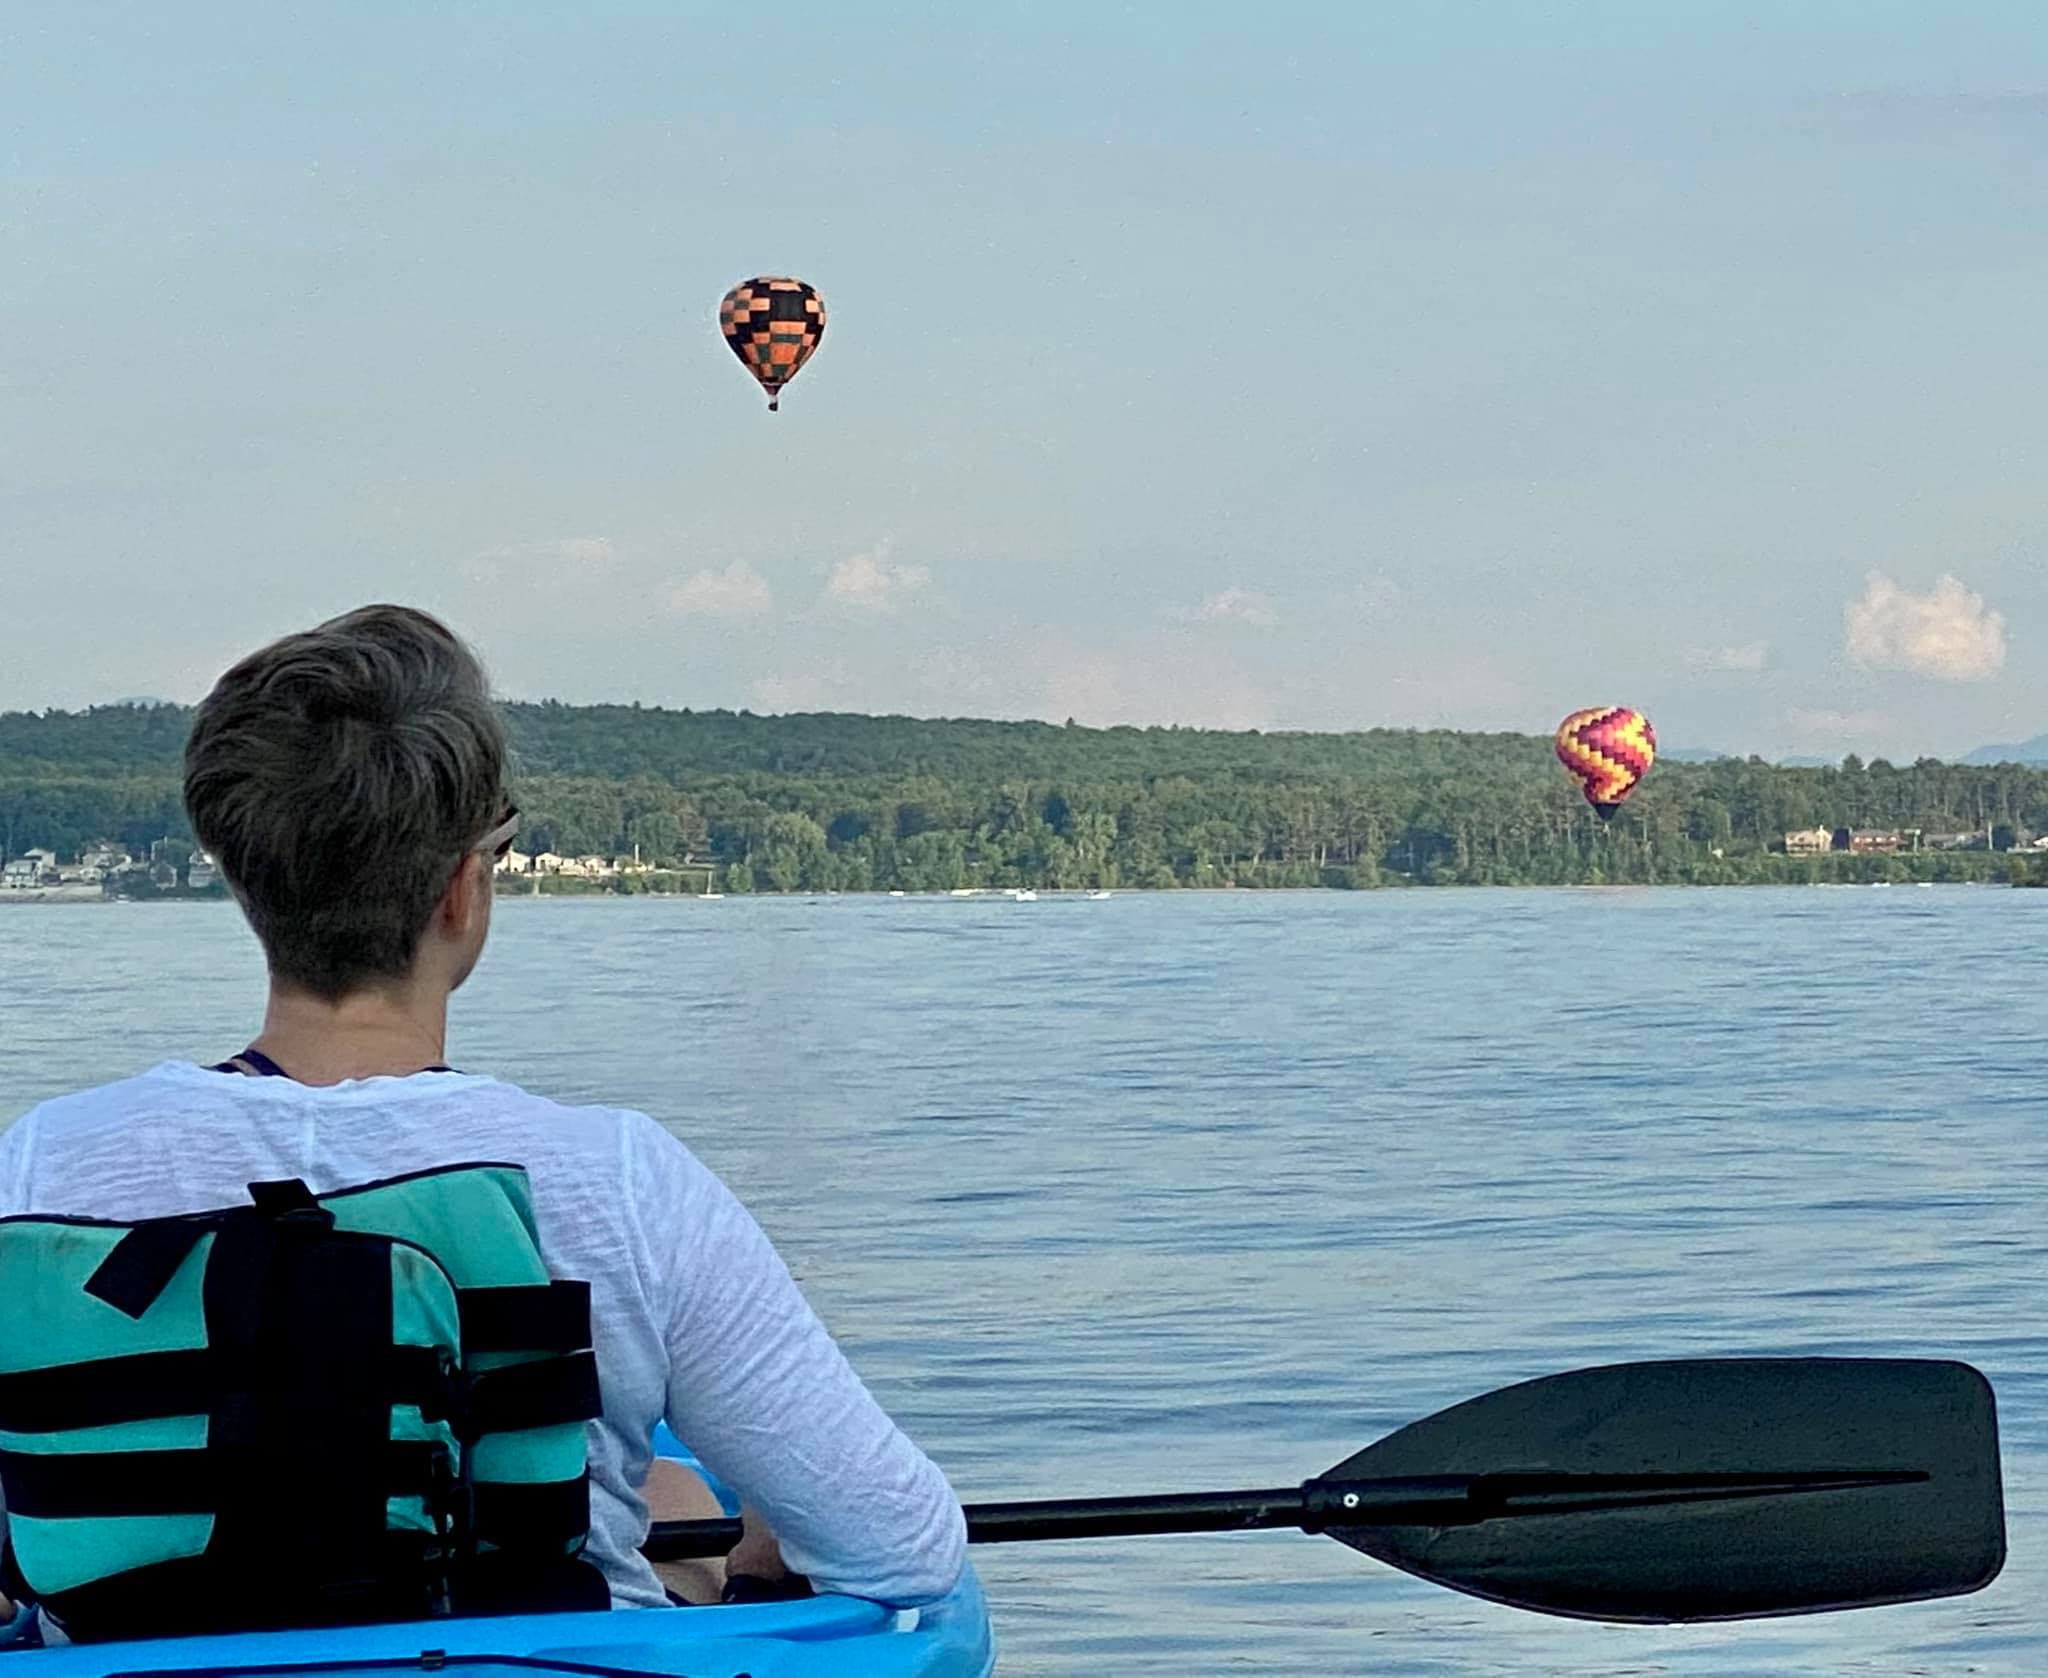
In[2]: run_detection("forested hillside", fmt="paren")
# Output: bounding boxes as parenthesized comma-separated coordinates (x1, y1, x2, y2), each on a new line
(5, 701, 2048, 890)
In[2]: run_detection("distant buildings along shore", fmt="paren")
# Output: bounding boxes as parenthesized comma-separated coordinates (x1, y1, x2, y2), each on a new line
(1781, 826, 2045, 856)
(0, 840, 222, 896)
(4, 825, 2044, 901)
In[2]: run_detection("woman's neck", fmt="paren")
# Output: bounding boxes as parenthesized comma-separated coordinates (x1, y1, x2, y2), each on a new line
(248, 981, 451, 1086)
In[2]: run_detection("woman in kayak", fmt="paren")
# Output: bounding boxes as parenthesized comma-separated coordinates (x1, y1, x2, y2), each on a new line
(0, 604, 966, 1632)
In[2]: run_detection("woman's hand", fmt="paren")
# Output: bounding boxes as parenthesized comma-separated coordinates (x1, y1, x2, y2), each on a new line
(724, 1505, 789, 1584)
(644, 1458, 727, 1605)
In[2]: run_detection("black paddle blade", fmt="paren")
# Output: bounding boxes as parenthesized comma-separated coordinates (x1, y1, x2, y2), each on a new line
(1326, 1358, 2003, 1624)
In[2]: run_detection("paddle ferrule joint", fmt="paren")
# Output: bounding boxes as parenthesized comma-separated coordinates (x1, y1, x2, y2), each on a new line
(1301, 1475, 1478, 1531)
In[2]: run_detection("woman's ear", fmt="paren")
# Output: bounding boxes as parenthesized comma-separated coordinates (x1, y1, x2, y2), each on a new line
(436, 851, 491, 938)
(464, 851, 497, 932)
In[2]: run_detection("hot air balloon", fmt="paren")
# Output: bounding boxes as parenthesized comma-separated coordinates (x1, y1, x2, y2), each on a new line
(718, 276, 826, 411)
(1555, 706, 1656, 820)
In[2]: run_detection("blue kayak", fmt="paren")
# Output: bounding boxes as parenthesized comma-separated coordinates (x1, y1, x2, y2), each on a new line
(3, 1428, 993, 1676)
(7, 1572, 995, 1678)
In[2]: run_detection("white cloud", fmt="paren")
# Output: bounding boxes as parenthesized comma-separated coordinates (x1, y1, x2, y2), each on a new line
(666, 560, 773, 619)
(825, 540, 930, 612)
(1844, 572, 2006, 681)
(1172, 587, 1279, 629)
(462, 536, 615, 585)
(1685, 640, 1771, 674)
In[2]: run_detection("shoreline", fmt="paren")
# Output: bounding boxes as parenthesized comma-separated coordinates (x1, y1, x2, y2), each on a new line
(1, 878, 2019, 907)
(0, 884, 113, 905)
(0, 884, 225, 905)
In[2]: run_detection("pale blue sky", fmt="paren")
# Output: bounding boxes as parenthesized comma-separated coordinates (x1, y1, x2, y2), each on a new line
(6, 3, 2048, 758)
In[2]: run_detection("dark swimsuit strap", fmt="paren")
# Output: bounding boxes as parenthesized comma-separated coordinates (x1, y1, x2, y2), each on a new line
(212, 1047, 293, 1078)
(209, 1047, 456, 1078)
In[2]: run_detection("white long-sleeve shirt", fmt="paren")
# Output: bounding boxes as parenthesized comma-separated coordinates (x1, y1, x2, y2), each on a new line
(0, 1062, 966, 1610)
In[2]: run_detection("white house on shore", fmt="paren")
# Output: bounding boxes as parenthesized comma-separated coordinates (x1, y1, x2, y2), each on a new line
(492, 848, 634, 882)
(79, 843, 131, 875)
(2, 849, 60, 889)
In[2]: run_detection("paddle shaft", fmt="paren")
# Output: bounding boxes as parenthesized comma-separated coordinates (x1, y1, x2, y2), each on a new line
(644, 1478, 1462, 1561)
(642, 1468, 1922, 1560)
(643, 1491, 1325, 1561)
(963, 1475, 1474, 1541)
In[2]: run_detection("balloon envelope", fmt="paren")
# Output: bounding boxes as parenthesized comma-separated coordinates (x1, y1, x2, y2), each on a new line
(1555, 707, 1656, 818)
(719, 277, 826, 410)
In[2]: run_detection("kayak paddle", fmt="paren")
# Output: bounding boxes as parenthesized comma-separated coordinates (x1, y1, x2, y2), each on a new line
(644, 1357, 2005, 1624)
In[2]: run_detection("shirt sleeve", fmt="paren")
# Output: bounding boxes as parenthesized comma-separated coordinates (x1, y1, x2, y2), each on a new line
(623, 1115, 966, 1607)
(0, 1116, 29, 1214)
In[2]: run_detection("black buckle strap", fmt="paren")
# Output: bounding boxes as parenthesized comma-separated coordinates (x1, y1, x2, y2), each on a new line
(473, 1474, 592, 1553)
(31, 1547, 453, 1644)
(461, 1353, 602, 1439)
(458, 1282, 592, 1355)
(0, 1348, 220, 1433)
(0, 1344, 456, 1435)
(0, 1441, 450, 1520)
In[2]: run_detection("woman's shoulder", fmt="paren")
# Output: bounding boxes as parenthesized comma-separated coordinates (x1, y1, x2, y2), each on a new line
(3, 1061, 213, 1139)
(425, 1078, 726, 1205)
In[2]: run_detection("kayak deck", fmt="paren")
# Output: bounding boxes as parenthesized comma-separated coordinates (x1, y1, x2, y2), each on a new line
(8, 1570, 993, 1678)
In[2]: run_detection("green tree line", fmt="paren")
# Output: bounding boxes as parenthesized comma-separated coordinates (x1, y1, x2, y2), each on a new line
(4, 702, 2047, 891)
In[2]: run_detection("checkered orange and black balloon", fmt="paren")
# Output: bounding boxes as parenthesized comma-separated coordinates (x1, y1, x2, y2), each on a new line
(1555, 707, 1656, 820)
(718, 277, 826, 411)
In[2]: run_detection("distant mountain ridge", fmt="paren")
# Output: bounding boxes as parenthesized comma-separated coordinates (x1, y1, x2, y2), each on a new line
(4, 702, 2041, 774)
(1963, 735, 2048, 766)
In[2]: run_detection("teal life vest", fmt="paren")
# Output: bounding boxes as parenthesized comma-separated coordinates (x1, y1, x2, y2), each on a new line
(0, 1163, 606, 1641)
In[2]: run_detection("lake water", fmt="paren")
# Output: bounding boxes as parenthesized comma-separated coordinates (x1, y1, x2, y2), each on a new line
(1, 887, 2042, 1674)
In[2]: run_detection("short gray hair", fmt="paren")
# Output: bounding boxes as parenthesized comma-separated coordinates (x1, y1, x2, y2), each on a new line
(184, 604, 506, 999)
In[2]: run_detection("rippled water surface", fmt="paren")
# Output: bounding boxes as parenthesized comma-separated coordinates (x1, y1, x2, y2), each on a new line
(2, 888, 2042, 1673)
